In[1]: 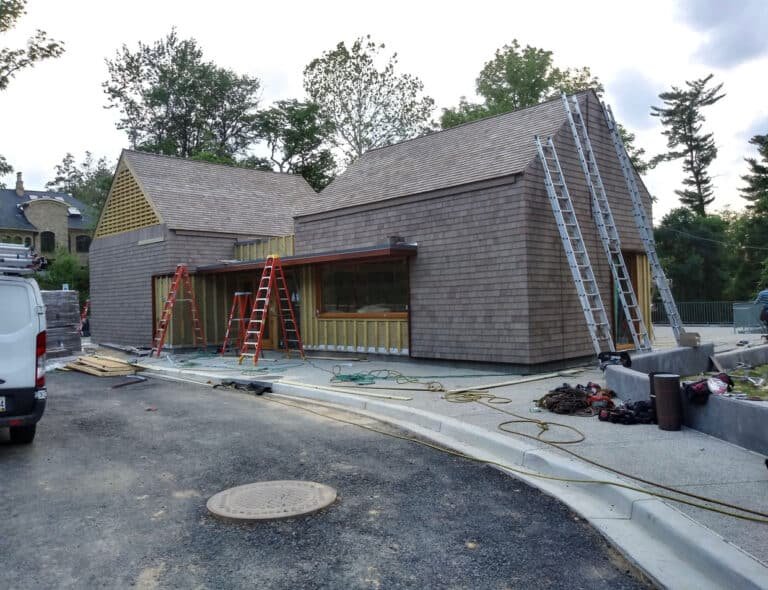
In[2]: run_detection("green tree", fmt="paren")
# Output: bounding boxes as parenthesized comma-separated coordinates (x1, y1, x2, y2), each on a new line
(1, 0, 64, 187)
(654, 207, 731, 301)
(255, 100, 335, 190)
(741, 133, 768, 214)
(304, 36, 435, 162)
(438, 40, 650, 174)
(440, 40, 602, 128)
(650, 74, 725, 216)
(0, 0, 64, 90)
(617, 124, 651, 176)
(0, 154, 11, 188)
(726, 211, 768, 299)
(46, 152, 114, 213)
(103, 29, 261, 160)
(34, 249, 89, 305)
(726, 133, 768, 298)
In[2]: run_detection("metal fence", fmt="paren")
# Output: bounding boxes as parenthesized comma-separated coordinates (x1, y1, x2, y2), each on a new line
(651, 301, 756, 327)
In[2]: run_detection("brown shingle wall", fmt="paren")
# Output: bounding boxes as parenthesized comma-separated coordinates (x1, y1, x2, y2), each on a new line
(90, 225, 172, 347)
(90, 228, 239, 347)
(295, 177, 532, 363)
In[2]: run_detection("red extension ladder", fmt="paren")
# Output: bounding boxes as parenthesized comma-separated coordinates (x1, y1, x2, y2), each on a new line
(238, 255, 304, 365)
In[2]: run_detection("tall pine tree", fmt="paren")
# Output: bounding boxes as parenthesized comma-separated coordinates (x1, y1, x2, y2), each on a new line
(741, 133, 768, 214)
(650, 74, 724, 216)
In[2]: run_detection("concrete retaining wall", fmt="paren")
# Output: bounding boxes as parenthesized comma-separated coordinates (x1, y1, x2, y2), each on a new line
(605, 345, 768, 455)
(712, 344, 768, 371)
(626, 344, 715, 375)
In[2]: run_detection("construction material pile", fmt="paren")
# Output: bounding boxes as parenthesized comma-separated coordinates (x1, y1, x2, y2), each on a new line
(65, 354, 136, 377)
(41, 290, 81, 358)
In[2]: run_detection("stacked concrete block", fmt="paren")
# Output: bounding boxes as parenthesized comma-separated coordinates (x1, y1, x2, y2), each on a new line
(41, 290, 82, 357)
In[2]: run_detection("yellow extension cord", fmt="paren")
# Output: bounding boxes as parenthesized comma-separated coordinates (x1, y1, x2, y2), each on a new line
(262, 391, 768, 525)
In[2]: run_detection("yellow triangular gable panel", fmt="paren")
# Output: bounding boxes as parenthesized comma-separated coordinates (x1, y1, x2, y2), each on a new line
(95, 162, 161, 238)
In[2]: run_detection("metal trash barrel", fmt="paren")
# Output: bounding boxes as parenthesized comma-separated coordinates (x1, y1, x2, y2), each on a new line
(652, 373, 682, 431)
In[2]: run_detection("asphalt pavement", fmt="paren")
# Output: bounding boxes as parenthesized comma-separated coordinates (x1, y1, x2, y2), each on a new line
(1, 372, 650, 589)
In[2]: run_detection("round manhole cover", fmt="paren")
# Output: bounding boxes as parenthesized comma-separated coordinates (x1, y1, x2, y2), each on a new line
(207, 480, 337, 521)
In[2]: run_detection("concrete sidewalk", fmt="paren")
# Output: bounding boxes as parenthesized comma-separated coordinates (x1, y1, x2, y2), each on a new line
(126, 346, 768, 589)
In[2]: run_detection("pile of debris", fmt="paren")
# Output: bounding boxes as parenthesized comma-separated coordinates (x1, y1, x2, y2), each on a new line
(536, 382, 656, 425)
(536, 382, 615, 416)
(41, 290, 81, 358)
(65, 354, 136, 377)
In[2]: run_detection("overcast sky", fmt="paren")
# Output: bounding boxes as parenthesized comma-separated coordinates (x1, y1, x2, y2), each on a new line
(1, 0, 766, 222)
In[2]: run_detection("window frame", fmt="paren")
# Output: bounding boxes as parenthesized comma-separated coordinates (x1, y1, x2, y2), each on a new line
(75, 234, 91, 253)
(40, 231, 55, 253)
(316, 259, 409, 319)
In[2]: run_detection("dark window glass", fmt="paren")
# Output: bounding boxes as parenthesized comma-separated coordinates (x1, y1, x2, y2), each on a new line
(23, 237, 32, 247)
(76, 235, 91, 253)
(320, 261, 408, 313)
(40, 231, 55, 253)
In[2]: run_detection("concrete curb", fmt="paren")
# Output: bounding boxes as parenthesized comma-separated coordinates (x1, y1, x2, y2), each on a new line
(138, 364, 768, 590)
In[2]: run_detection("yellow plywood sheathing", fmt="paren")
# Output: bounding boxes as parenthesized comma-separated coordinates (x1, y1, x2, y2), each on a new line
(95, 165, 160, 237)
(234, 235, 294, 261)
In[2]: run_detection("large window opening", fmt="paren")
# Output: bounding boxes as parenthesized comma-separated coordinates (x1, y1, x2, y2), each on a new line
(319, 260, 408, 317)
(40, 231, 55, 253)
(75, 235, 91, 253)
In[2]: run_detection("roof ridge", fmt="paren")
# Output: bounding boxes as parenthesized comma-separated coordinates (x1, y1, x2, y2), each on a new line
(361, 90, 587, 157)
(122, 149, 305, 181)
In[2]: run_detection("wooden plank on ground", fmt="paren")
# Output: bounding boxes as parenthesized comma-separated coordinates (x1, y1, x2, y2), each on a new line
(65, 362, 135, 377)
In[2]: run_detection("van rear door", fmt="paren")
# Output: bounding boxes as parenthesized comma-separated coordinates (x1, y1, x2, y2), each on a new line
(0, 277, 41, 391)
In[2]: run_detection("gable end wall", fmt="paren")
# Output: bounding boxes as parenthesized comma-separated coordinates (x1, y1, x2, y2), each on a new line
(523, 92, 654, 364)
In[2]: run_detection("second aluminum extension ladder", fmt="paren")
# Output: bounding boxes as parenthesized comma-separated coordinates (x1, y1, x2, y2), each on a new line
(603, 104, 686, 345)
(562, 94, 652, 351)
(535, 135, 615, 355)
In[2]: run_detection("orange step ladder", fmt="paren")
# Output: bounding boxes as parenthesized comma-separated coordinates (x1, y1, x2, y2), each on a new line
(152, 264, 206, 356)
(220, 291, 252, 354)
(239, 255, 304, 365)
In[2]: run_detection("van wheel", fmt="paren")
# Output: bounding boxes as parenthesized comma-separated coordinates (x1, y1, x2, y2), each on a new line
(9, 425, 36, 444)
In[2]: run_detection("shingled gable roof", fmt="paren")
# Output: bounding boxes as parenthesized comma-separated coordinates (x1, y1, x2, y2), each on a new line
(121, 150, 317, 235)
(299, 92, 587, 217)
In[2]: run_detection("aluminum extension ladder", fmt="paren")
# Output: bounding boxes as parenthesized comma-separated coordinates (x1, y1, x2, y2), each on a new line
(238, 255, 304, 365)
(535, 135, 615, 355)
(152, 264, 206, 356)
(562, 94, 652, 351)
(602, 104, 686, 345)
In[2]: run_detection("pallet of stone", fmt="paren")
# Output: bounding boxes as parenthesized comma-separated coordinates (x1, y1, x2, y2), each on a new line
(65, 355, 136, 377)
(47, 326, 81, 354)
(41, 290, 81, 327)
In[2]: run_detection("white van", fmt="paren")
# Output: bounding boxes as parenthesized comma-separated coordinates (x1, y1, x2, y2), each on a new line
(0, 245, 47, 444)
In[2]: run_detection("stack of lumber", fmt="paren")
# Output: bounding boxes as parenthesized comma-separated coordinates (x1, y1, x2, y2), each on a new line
(41, 290, 81, 358)
(65, 355, 136, 377)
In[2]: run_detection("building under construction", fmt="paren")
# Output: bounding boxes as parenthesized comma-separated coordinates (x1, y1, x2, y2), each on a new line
(90, 90, 657, 367)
